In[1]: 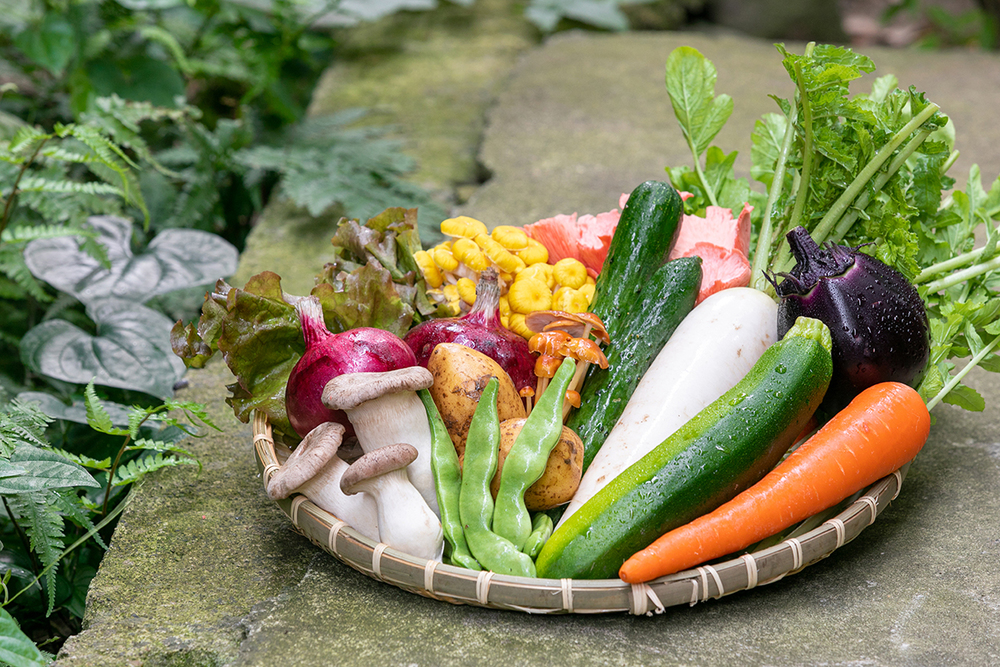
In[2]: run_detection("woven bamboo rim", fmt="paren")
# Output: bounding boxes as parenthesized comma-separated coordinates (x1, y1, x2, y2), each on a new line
(252, 410, 908, 615)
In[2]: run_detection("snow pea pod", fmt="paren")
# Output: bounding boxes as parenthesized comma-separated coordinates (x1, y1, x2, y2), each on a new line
(420, 389, 480, 570)
(458, 377, 536, 577)
(492, 358, 576, 550)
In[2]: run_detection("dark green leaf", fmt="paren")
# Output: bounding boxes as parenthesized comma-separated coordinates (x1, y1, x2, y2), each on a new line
(19, 299, 185, 398)
(0, 445, 99, 492)
(14, 14, 75, 77)
(941, 383, 985, 411)
(0, 607, 48, 667)
(85, 55, 186, 108)
(23, 215, 238, 305)
(665, 46, 733, 157)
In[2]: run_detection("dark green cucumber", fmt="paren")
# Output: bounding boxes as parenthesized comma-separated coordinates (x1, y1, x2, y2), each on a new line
(569, 257, 701, 470)
(536, 317, 833, 580)
(567, 180, 697, 472)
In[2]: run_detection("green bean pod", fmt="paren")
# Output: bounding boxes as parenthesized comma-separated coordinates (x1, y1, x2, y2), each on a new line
(492, 358, 577, 550)
(420, 389, 480, 571)
(522, 513, 554, 560)
(458, 377, 536, 577)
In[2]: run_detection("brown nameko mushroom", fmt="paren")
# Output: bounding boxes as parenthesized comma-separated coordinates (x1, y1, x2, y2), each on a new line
(341, 443, 443, 561)
(322, 367, 438, 515)
(265, 421, 379, 541)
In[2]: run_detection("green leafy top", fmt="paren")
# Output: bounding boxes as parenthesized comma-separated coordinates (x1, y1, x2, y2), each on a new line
(662, 43, 1000, 413)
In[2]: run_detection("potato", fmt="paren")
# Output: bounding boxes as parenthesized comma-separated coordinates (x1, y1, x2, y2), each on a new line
(427, 343, 527, 459)
(489, 418, 584, 511)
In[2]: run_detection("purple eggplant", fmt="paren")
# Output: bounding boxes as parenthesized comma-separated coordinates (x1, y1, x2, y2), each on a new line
(769, 227, 929, 414)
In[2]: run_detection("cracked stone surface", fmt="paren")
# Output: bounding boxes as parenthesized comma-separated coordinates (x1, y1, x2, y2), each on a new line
(55, 24, 1000, 667)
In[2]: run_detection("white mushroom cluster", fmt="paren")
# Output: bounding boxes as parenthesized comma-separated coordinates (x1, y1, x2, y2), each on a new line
(267, 367, 444, 562)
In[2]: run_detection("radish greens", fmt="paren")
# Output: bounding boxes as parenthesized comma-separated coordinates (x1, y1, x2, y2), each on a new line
(663, 43, 1000, 412)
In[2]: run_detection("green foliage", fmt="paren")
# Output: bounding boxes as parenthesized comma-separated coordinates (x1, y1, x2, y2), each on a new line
(885, 0, 999, 50)
(661, 43, 1000, 414)
(0, 384, 211, 648)
(235, 111, 448, 235)
(0, 607, 49, 667)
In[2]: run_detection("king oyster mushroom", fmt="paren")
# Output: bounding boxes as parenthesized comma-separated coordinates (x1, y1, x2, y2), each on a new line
(265, 421, 379, 541)
(321, 367, 438, 515)
(340, 443, 443, 561)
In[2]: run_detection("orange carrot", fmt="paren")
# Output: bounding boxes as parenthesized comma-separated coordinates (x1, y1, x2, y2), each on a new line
(618, 381, 930, 584)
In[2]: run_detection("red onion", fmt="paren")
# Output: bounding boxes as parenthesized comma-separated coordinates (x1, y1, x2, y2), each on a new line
(403, 268, 535, 391)
(286, 296, 418, 438)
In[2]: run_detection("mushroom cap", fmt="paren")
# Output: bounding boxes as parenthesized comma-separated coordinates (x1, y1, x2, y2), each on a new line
(562, 337, 609, 368)
(267, 421, 346, 500)
(340, 442, 419, 495)
(524, 310, 610, 344)
(528, 330, 572, 356)
(534, 353, 563, 379)
(322, 366, 434, 412)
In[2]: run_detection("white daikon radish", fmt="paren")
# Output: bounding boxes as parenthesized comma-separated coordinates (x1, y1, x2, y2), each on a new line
(556, 287, 778, 527)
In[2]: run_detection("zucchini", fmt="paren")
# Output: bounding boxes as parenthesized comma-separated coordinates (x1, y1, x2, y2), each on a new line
(536, 317, 833, 580)
(567, 180, 699, 471)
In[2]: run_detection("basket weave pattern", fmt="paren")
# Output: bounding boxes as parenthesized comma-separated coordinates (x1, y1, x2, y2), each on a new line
(253, 410, 906, 615)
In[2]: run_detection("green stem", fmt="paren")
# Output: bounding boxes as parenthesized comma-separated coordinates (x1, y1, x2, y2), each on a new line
(5, 488, 135, 608)
(915, 245, 996, 284)
(686, 133, 720, 208)
(759, 43, 816, 285)
(787, 59, 815, 233)
(941, 149, 960, 175)
(926, 335, 1000, 412)
(828, 128, 934, 244)
(750, 105, 798, 292)
(920, 253, 1000, 294)
(101, 413, 153, 516)
(0, 137, 48, 241)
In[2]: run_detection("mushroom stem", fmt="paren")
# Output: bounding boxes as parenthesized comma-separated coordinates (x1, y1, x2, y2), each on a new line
(562, 361, 591, 420)
(322, 368, 439, 515)
(266, 422, 379, 540)
(291, 456, 380, 541)
(341, 444, 443, 561)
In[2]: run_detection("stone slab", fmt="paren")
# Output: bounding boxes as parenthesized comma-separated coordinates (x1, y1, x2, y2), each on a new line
(463, 30, 1000, 231)
(56, 28, 1000, 667)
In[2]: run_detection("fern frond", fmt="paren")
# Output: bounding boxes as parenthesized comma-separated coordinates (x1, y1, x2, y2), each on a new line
(0, 244, 53, 302)
(55, 124, 149, 222)
(84, 382, 128, 437)
(111, 452, 198, 487)
(55, 123, 136, 171)
(164, 178, 221, 230)
(54, 488, 108, 550)
(50, 448, 112, 471)
(16, 175, 125, 198)
(6, 490, 65, 614)
(127, 439, 200, 470)
(0, 222, 96, 245)
(0, 399, 52, 458)
(5, 125, 49, 158)
(162, 399, 219, 432)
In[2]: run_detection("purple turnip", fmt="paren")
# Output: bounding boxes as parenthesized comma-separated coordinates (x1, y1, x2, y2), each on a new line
(285, 296, 418, 438)
(769, 226, 929, 414)
(403, 268, 535, 392)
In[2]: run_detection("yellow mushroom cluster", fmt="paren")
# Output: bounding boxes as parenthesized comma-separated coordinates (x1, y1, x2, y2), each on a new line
(413, 216, 596, 338)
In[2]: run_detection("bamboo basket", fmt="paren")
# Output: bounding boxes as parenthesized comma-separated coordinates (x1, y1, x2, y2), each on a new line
(252, 410, 908, 615)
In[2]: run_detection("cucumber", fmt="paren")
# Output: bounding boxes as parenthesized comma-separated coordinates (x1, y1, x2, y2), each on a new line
(536, 317, 833, 580)
(567, 180, 698, 471)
